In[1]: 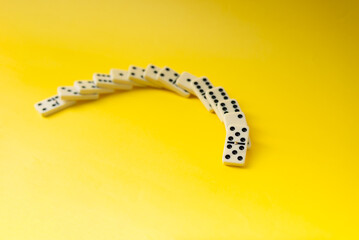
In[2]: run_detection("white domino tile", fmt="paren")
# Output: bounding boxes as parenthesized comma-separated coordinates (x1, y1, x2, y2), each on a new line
(34, 95, 76, 117)
(190, 76, 214, 111)
(223, 124, 249, 166)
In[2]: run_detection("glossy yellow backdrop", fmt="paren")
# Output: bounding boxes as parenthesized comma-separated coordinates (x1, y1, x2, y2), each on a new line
(0, 0, 358, 239)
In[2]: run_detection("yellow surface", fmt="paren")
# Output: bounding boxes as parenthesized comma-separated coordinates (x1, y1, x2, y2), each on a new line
(0, 0, 358, 239)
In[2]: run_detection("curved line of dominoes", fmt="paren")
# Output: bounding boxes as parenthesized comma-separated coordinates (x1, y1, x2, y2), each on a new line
(34, 64, 251, 167)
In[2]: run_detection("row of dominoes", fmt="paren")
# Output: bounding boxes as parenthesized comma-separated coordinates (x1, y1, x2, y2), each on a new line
(34, 64, 251, 166)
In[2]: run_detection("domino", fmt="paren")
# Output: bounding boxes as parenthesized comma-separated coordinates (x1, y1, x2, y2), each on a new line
(128, 65, 156, 87)
(57, 86, 99, 100)
(175, 72, 197, 94)
(74, 80, 115, 94)
(223, 125, 249, 166)
(217, 99, 242, 122)
(157, 66, 190, 97)
(34, 95, 76, 117)
(191, 77, 214, 111)
(93, 73, 133, 90)
(223, 112, 251, 148)
(205, 86, 230, 117)
(143, 64, 163, 88)
(110, 69, 133, 85)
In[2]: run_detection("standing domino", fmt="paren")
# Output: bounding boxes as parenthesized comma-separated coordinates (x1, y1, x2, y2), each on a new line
(93, 73, 132, 90)
(191, 77, 214, 111)
(57, 86, 99, 100)
(128, 65, 156, 87)
(157, 66, 190, 97)
(74, 80, 114, 95)
(205, 86, 230, 117)
(34, 95, 76, 117)
(223, 125, 249, 166)
(110, 69, 133, 85)
(176, 72, 197, 94)
(143, 64, 163, 88)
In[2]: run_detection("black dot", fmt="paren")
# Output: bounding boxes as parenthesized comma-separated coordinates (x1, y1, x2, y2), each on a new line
(230, 126, 235, 131)
(235, 109, 240, 112)
(160, 73, 165, 77)
(208, 86, 213, 89)
(119, 73, 123, 76)
(42, 108, 47, 111)
(222, 107, 227, 111)
(224, 96, 229, 100)
(235, 132, 240, 136)
(227, 145, 232, 149)
(194, 81, 198, 85)
(240, 138, 246, 142)
(82, 86, 85, 88)
(150, 65, 155, 69)
(169, 79, 173, 82)
(187, 78, 191, 82)
(228, 136, 233, 141)
(61, 87, 65, 90)
(97, 74, 100, 76)
(225, 155, 231, 159)
(92, 86, 96, 88)
(231, 100, 236, 104)
(233, 105, 238, 108)
(55, 96, 58, 99)
(140, 75, 143, 78)
(78, 81, 82, 83)
(211, 95, 216, 99)
(67, 89, 71, 92)
(237, 156, 243, 161)
(174, 73, 179, 77)
(131, 73, 135, 76)
(37, 103, 42, 106)
(197, 85, 201, 89)
(165, 67, 170, 71)
(220, 103, 225, 107)
(232, 150, 238, 155)
(239, 146, 244, 150)
(154, 70, 158, 74)
(214, 99, 218, 103)
(242, 128, 247, 132)
(142, 69, 145, 72)
(238, 114, 243, 118)
(52, 104, 56, 107)
(221, 92, 226, 96)
(132, 66, 137, 69)
(202, 78, 207, 81)
(209, 91, 213, 95)
(74, 92, 78, 94)
(224, 111, 228, 114)
(219, 88, 223, 92)
(205, 82, 210, 86)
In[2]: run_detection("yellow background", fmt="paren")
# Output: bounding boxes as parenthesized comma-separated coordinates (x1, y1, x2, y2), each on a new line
(0, 0, 358, 239)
